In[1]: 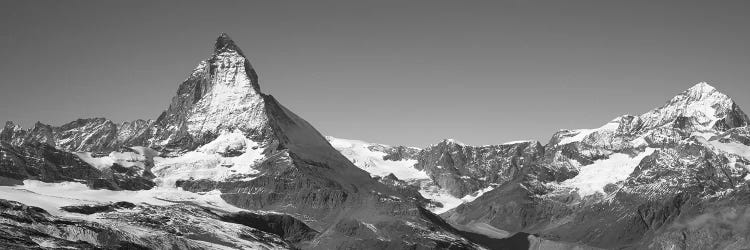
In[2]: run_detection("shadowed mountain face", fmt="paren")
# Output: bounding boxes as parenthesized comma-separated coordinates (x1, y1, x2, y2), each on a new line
(1, 33, 749, 250)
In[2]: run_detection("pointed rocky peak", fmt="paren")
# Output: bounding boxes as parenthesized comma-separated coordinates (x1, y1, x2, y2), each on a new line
(2, 121, 19, 131)
(663, 82, 736, 112)
(141, 34, 269, 150)
(687, 81, 715, 93)
(213, 33, 244, 56)
(637, 82, 748, 133)
(441, 138, 466, 146)
(678, 81, 723, 102)
(0, 121, 20, 141)
(426, 138, 467, 150)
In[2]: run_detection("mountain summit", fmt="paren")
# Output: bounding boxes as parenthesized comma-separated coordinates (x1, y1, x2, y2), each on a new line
(214, 32, 245, 55)
(126, 33, 266, 151)
(638, 81, 748, 133)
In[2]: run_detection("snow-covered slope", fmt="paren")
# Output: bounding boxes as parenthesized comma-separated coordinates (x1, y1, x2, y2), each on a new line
(326, 137, 426, 180)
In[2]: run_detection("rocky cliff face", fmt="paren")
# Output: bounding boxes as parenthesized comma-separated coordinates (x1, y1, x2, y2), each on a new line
(444, 82, 750, 249)
(414, 139, 545, 198)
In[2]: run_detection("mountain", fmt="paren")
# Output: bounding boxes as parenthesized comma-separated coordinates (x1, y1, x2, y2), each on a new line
(327, 137, 545, 214)
(0, 34, 480, 249)
(1, 32, 749, 250)
(442, 82, 750, 249)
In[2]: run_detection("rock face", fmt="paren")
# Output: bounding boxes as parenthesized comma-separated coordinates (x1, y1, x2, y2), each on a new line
(0, 141, 154, 190)
(414, 139, 545, 198)
(444, 82, 750, 249)
(0, 141, 100, 185)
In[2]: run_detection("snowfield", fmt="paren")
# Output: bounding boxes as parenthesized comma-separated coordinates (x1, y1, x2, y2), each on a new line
(557, 119, 620, 145)
(152, 130, 266, 187)
(0, 180, 247, 217)
(326, 136, 428, 181)
(561, 148, 657, 197)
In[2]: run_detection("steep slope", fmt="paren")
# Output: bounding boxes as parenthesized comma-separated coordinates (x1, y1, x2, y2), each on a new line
(444, 82, 750, 249)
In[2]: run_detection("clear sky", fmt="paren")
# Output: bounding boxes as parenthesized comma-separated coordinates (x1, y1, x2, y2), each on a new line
(1, 0, 749, 147)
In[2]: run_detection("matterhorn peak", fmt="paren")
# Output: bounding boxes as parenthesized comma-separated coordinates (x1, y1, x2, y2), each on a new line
(213, 32, 244, 55)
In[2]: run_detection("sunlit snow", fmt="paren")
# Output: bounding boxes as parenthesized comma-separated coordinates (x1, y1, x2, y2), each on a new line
(153, 130, 265, 187)
(557, 120, 620, 145)
(561, 148, 656, 197)
(0, 180, 246, 217)
(327, 137, 428, 181)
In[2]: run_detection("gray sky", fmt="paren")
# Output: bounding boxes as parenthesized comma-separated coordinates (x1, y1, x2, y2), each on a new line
(1, 0, 749, 147)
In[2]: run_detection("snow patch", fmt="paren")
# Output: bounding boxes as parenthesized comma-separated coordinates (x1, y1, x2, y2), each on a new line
(561, 148, 656, 197)
(75, 150, 149, 170)
(557, 120, 619, 145)
(501, 140, 533, 145)
(460, 185, 496, 203)
(327, 137, 428, 181)
(709, 141, 750, 160)
(0, 180, 248, 217)
(419, 182, 497, 214)
(152, 130, 265, 187)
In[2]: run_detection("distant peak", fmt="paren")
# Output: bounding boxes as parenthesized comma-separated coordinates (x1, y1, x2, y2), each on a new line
(686, 81, 716, 93)
(440, 138, 466, 146)
(673, 81, 724, 102)
(214, 33, 243, 55)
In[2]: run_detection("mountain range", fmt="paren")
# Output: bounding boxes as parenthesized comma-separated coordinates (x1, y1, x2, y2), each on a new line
(1, 33, 748, 250)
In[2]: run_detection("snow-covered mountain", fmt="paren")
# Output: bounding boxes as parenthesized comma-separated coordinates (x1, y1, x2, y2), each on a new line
(322, 82, 750, 249)
(0, 34, 482, 249)
(1, 32, 749, 250)
(443, 82, 750, 249)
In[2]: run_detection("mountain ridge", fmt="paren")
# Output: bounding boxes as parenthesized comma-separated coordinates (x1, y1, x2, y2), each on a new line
(1, 33, 749, 250)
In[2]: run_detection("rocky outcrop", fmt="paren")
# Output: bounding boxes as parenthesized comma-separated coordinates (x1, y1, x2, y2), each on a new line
(414, 139, 544, 197)
(60, 201, 137, 215)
